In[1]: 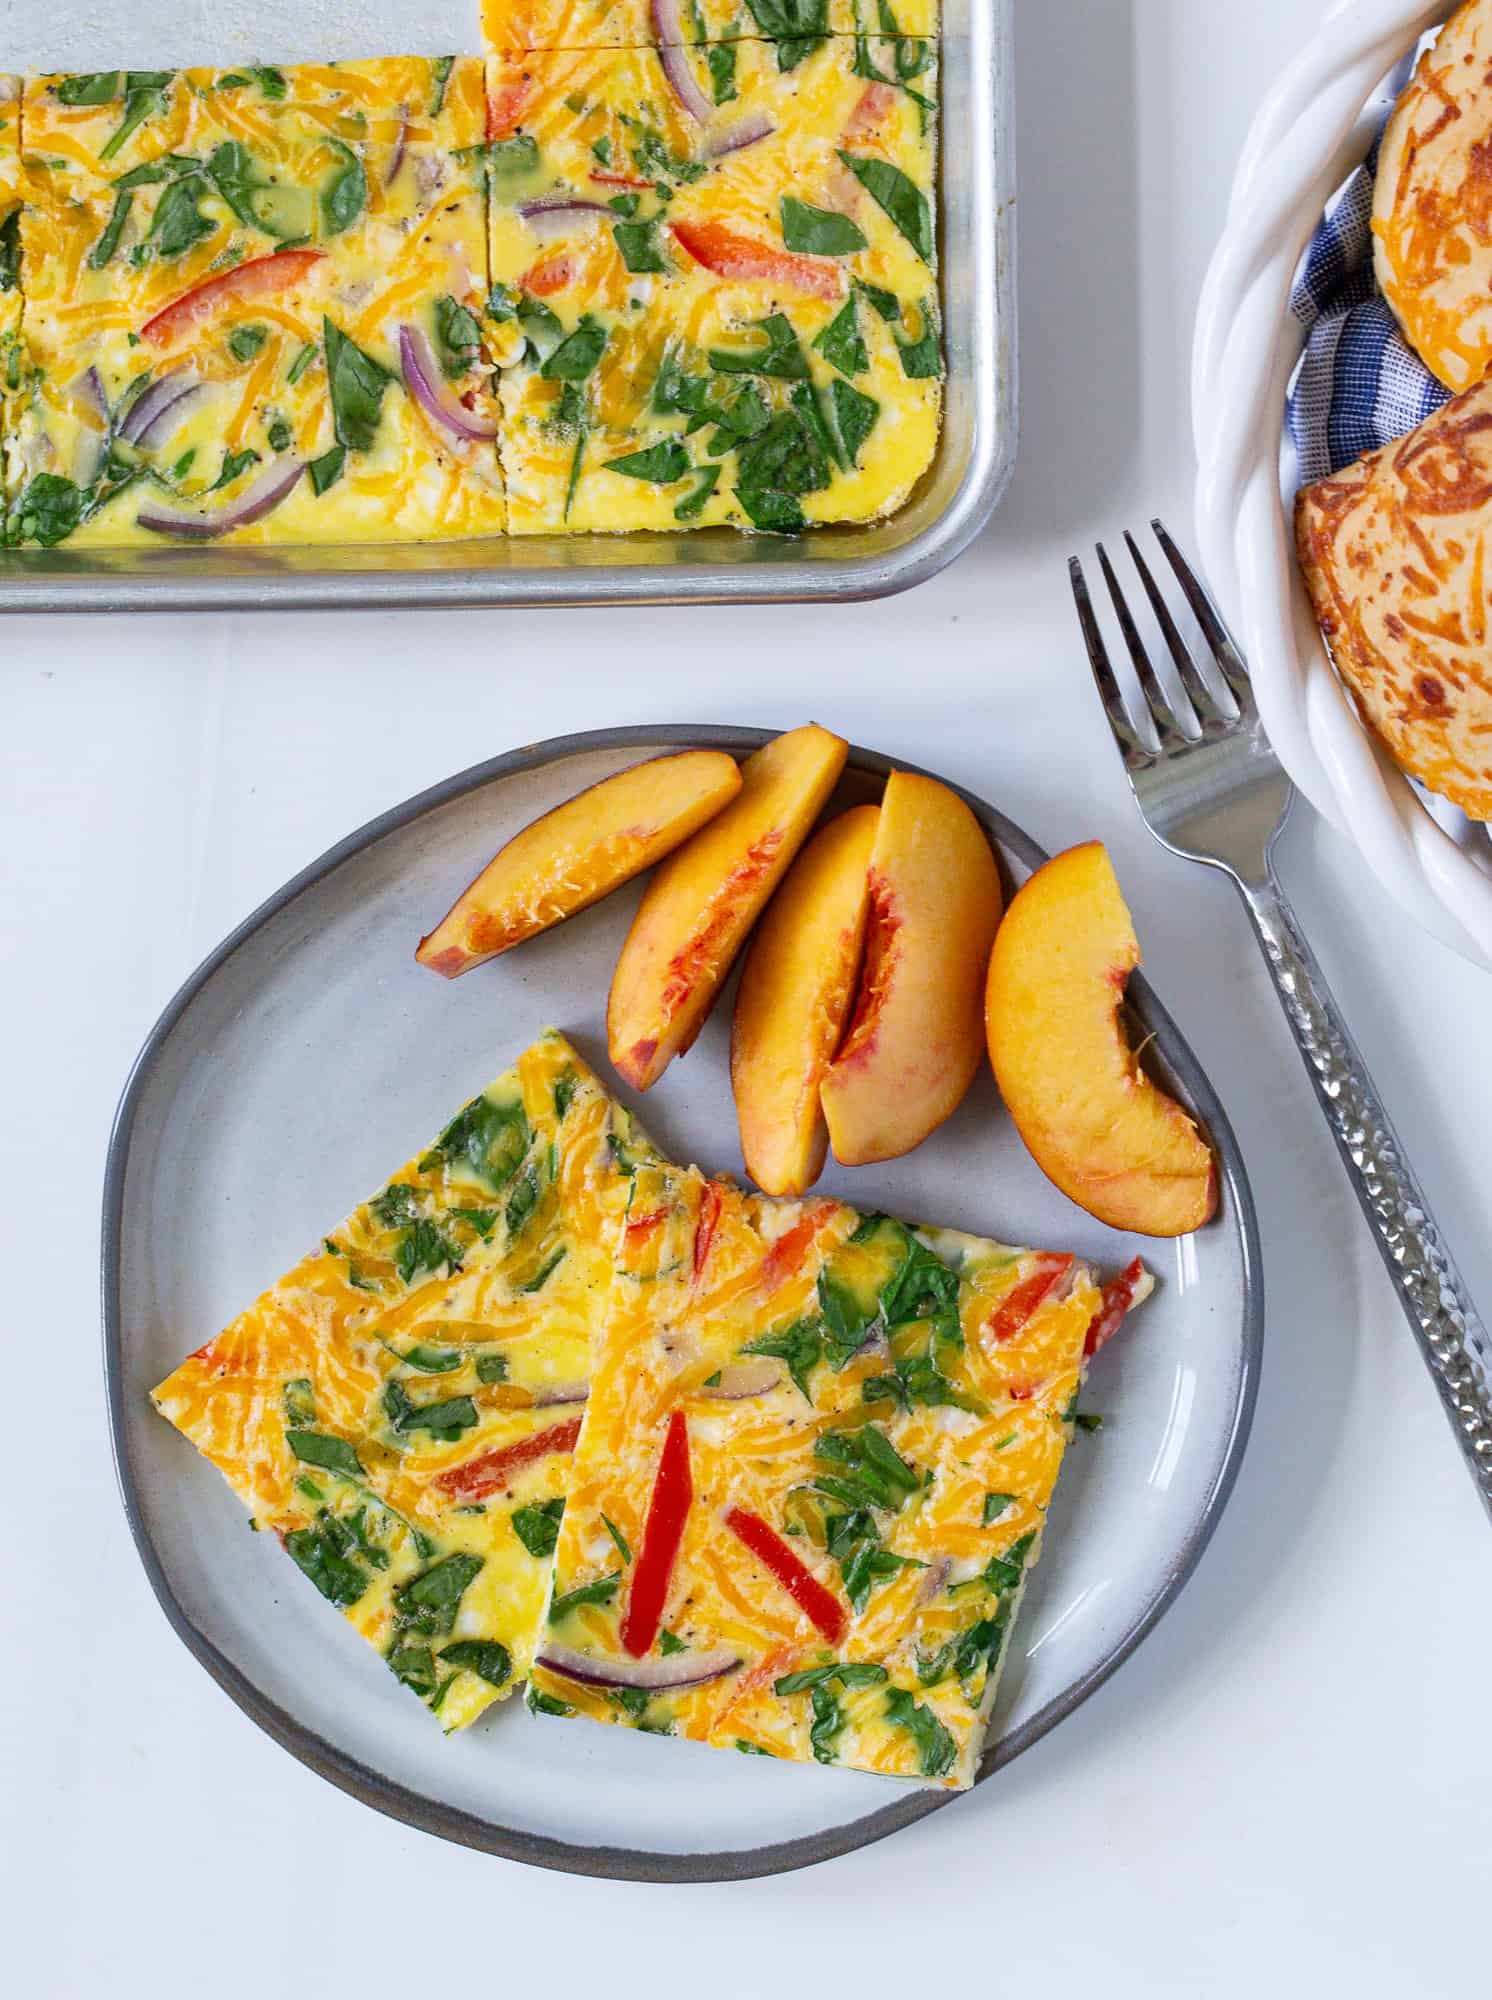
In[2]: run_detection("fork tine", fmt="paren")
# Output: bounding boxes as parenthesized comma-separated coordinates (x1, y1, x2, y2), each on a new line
(1122, 530, 1236, 730)
(1095, 542, 1196, 752)
(1149, 518, 1255, 712)
(1069, 557, 1154, 768)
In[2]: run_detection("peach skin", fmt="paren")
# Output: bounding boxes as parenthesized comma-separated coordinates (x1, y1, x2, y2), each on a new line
(984, 841, 1217, 1236)
(607, 724, 850, 1090)
(731, 805, 879, 1195)
(820, 771, 1003, 1164)
(416, 750, 742, 977)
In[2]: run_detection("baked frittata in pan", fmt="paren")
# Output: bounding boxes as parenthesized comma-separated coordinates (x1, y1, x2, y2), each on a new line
(485, 33, 939, 532)
(529, 1162, 1149, 1788)
(7, 58, 504, 549)
(0, 79, 20, 483)
(483, 2, 939, 56)
(152, 1032, 656, 1731)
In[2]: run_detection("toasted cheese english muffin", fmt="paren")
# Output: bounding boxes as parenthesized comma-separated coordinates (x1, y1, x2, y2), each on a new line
(152, 1033, 657, 1731)
(1374, 0, 1492, 392)
(529, 1164, 1146, 1788)
(1296, 378, 1492, 820)
(9, 58, 504, 549)
(483, 35, 940, 532)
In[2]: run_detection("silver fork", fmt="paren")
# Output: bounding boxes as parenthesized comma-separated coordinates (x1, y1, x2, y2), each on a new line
(1072, 520, 1492, 1523)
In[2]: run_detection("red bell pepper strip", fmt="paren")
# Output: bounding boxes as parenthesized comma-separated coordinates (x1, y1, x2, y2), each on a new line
(487, 74, 533, 140)
(590, 168, 652, 189)
(669, 219, 846, 302)
(141, 249, 325, 348)
(692, 1179, 723, 1282)
(434, 1415, 582, 1502)
(984, 1253, 1074, 1347)
(755, 1199, 839, 1299)
(1085, 1256, 1148, 1358)
(723, 1503, 847, 1645)
(521, 253, 576, 297)
(621, 1410, 693, 1656)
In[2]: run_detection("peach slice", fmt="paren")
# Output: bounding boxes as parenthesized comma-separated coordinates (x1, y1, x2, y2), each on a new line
(985, 841, 1217, 1236)
(820, 772, 1003, 1164)
(731, 805, 879, 1195)
(416, 750, 742, 977)
(607, 724, 849, 1090)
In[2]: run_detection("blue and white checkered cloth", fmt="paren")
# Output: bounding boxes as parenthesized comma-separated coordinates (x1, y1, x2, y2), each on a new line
(1286, 50, 1451, 488)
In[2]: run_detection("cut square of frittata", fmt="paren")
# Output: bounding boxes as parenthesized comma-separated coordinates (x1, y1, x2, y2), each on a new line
(528, 1164, 1149, 1788)
(151, 1032, 659, 1733)
(1, 78, 22, 510)
(481, 2, 940, 53)
(482, 34, 940, 532)
(7, 58, 504, 551)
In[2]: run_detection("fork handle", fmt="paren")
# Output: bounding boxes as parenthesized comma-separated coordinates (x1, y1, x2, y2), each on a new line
(1238, 872, 1492, 1520)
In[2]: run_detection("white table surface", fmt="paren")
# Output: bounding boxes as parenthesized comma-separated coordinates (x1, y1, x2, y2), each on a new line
(5, 2, 1490, 1993)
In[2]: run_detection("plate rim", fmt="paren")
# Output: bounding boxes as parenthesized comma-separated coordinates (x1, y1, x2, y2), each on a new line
(101, 723, 1263, 1883)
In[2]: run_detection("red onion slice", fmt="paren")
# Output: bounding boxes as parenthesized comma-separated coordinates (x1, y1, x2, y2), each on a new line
(136, 456, 305, 540)
(531, 1381, 589, 1408)
(386, 119, 408, 187)
(517, 195, 610, 242)
(652, 0, 713, 124)
(398, 324, 500, 443)
(916, 1556, 952, 1607)
(705, 113, 775, 158)
(70, 366, 108, 423)
(535, 1643, 741, 1693)
(120, 368, 200, 446)
(698, 1357, 781, 1401)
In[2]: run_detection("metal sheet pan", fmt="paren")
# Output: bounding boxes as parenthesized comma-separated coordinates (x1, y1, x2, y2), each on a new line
(0, 0, 1015, 611)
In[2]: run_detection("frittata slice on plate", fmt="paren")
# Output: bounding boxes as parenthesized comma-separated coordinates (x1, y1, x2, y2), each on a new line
(9, 58, 504, 550)
(483, 35, 940, 532)
(529, 1165, 1149, 1788)
(481, 1, 940, 54)
(152, 1032, 657, 1732)
(0, 78, 22, 509)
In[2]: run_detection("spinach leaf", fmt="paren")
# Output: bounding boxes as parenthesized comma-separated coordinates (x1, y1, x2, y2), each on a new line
(883, 1685, 957, 1777)
(504, 1162, 543, 1239)
(57, 72, 124, 106)
(475, 1352, 510, 1383)
(813, 297, 866, 378)
(434, 295, 483, 377)
(675, 463, 720, 521)
(206, 141, 288, 236)
(395, 1218, 462, 1287)
(735, 403, 830, 532)
(249, 66, 288, 100)
(287, 342, 317, 385)
(896, 299, 941, 378)
(708, 312, 809, 380)
(613, 218, 668, 274)
(658, 1629, 686, 1656)
(323, 318, 391, 454)
(429, 55, 456, 117)
(395, 1343, 465, 1374)
(520, 1247, 568, 1293)
(321, 141, 368, 237)
(10, 474, 83, 548)
(283, 1378, 317, 1425)
(387, 1642, 437, 1697)
(838, 152, 932, 263)
(285, 1428, 364, 1481)
(309, 446, 345, 495)
(541, 316, 607, 381)
(743, 1319, 823, 1400)
(511, 1497, 565, 1559)
(461, 135, 542, 192)
(265, 415, 293, 452)
(744, 0, 830, 67)
(808, 1682, 844, 1763)
(285, 1520, 369, 1606)
(100, 74, 174, 165)
(392, 1552, 485, 1637)
(548, 1572, 621, 1622)
(607, 439, 690, 484)
(708, 43, 739, 103)
(528, 1686, 575, 1717)
(982, 1493, 1015, 1525)
(553, 1070, 578, 1121)
(384, 1382, 479, 1442)
(774, 1660, 888, 1695)
(447, 1205, 498, 1240)
(89, 192, 132, 269)
(149, 174, 214, 259)
(1074, 1411, 1104, 1434)
(817, 1264, 881, 1364)
(829, 377, 878, 466)
(601, 1514, 632, 1564)
(780, 197, 866, 258)
(424, 1093, 531, 1190)
(855, 277, 901, 322)
(441, 1638, 511, 1687)
(980, 1531, 1036, 1596)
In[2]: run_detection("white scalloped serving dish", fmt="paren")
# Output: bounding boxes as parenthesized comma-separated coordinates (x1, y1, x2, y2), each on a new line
(1193, 0, 1492, 972)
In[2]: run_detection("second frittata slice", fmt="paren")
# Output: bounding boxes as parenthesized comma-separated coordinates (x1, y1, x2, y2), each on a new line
(529, 1165, 1148, 1786)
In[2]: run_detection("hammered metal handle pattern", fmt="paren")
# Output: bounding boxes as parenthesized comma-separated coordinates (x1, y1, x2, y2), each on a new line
(1243, 873, 1492, 1519)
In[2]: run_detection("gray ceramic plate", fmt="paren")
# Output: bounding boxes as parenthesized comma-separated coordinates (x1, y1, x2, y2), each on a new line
(103, 727, 1261, 1881)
